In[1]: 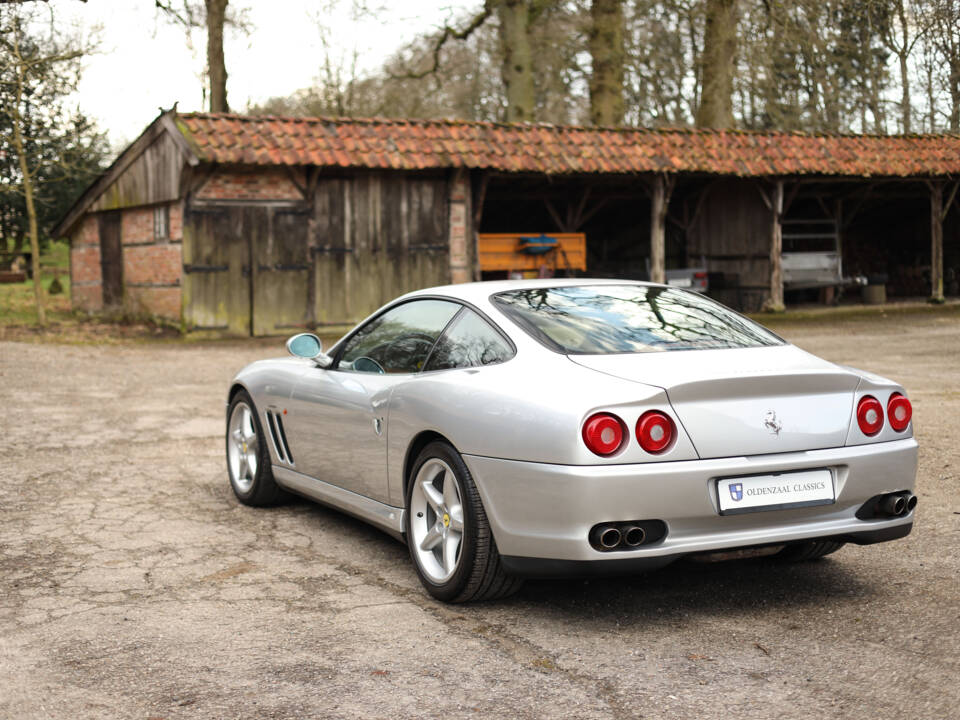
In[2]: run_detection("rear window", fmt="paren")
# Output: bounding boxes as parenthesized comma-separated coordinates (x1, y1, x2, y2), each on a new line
(492, 285, 783, 354)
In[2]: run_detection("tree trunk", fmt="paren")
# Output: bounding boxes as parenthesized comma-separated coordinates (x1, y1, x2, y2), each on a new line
(648, 175, 672, 285)
(11, 31, 45, 325)
(930, 182, 944, 303)
(765, 180, 784, 312)
(950, 58, 960, 132)
(496, 0, 535, 122)
(896, 0, 911, 134)
(205, 0, 229, 112)
(899, 51, 911, 133)
(696, 0, 738, 128)
(588, 0, 624, 126)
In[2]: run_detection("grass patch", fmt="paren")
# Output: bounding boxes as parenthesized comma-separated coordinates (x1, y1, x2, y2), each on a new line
(1, 239, 182, 343)
(0, 274, 74, 325)
(749, 300, 960, 328)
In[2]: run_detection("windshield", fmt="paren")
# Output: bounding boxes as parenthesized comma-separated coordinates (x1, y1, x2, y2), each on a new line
(492, 285, 783, 355)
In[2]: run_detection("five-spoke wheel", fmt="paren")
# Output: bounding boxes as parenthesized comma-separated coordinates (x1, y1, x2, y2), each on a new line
(225, 390, 285, 506)
(405, 441, 523, 602)
(227, 401, 260, 495)
(409, 458, 465, 583)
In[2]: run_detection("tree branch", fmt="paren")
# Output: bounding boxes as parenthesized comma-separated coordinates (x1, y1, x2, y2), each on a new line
(389, 1, 493, 80)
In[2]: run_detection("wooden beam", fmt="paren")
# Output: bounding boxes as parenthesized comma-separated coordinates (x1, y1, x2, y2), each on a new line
(570, 187, 592, 229)
(942, 180, 959, 222)
(930, 181, 945, 303)
(544, 199, 565, 232)
(783, 182, 800, 215)
(576, 197, 608, 229)
(764, 180, 785, 312)
(649, 175, 674, 285)
(472, 171, 490, 225)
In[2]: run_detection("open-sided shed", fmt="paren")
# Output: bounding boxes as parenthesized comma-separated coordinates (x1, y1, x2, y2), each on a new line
(54, 110, 960, 334)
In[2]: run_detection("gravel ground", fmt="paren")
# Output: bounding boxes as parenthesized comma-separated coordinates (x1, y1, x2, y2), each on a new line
(1, 310, 958, 720)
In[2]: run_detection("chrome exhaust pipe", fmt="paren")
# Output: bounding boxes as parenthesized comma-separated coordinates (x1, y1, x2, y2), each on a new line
(622, 525, 646, 547)
(878, 494, 906, 517)
(598, 526, 622, 549)
(904, 493, 917, 514)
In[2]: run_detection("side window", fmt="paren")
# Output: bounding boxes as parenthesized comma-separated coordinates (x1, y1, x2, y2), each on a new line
(338, 299, 460, 374)
(424, 309, 514, 371)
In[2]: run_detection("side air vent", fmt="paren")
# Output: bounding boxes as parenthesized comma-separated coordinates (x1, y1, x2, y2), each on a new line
(265, 411, 294, 465)
(275, 414, 293, 464)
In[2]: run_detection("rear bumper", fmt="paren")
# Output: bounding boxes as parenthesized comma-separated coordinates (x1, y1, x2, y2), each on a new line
(462, 438, 917, 570)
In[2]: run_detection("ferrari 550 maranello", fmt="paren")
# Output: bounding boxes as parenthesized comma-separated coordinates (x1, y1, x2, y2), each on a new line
(225, 280, 918, 602)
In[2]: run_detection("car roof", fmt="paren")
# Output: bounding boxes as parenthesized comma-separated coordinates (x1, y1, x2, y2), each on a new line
(398, 278, 662, 308)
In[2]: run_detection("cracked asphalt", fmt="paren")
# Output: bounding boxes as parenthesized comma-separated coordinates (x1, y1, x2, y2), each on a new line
(1, 309, 958, 719)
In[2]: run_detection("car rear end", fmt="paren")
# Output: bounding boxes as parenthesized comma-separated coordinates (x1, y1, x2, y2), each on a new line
(465, 283, 918, 575)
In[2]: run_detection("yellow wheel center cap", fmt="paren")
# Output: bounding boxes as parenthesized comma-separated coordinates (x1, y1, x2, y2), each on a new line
(242, 442, 247, 453)
(442, 513, 450, 528)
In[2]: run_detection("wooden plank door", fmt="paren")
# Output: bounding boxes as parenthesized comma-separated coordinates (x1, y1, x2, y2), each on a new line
(182, 207, 251, 335)
(98, 211, 123, 307)
(251, 207, 310, 336)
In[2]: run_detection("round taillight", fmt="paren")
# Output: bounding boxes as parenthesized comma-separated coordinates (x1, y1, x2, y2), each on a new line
(857, 395, 884, 436)
(887, 393, 912, 432)
(636, 410, 674, 454)
(582, 413, 626, 456)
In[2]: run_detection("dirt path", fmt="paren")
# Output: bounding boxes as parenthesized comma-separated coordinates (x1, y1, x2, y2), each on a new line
(1, 313, 958, 719)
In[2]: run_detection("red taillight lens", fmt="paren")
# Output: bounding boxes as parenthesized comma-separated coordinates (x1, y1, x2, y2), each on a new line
(887, 393, 912, 432)
(582, 413, 626, 456)
(857, 395, 884, 436)
(636, 410, 674, 454)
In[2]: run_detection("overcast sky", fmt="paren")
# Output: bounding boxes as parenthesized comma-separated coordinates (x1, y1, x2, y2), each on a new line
(52, 0, 476, 150)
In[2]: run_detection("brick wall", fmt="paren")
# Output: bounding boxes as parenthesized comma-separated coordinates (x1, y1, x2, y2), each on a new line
(448, 170, 471, 284)
(70, 215, 102, 311)
(69, 202, 184, 320)
(195, 169, 304, 201)
(122, 202, 182, 319)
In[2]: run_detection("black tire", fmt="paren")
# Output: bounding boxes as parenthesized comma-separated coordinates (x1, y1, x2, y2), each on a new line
(225, 390, 287, 506)
(405, 441, 523, 603)
(775, 540, 845, 562)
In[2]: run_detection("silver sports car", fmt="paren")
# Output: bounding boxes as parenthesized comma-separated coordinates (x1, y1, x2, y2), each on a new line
(225, 279, 917, 602)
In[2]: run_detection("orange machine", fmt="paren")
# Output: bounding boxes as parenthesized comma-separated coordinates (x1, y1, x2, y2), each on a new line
(477, 233, 587, 277)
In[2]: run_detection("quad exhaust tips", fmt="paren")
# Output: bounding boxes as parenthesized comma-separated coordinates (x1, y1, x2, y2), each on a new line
(857, 491, 917, 520)
(589, 520, 667, 552)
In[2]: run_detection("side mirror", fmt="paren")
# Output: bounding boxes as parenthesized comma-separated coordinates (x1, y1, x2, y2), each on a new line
(285, 333, 332, 368)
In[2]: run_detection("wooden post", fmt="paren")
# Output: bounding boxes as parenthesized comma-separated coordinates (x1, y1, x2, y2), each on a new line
(649, 175, 673, 285)
(930, 181, 945, 303)
(767, 180, 785, 312)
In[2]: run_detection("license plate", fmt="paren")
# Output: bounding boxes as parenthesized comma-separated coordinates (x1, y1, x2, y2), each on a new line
(668, 277, 693, 287)
(717, 469, 834, 515)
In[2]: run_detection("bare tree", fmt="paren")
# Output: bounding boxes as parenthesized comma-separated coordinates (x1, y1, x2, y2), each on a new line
(696, 0, 738, 127)
(918, 0, 960, 131)
(876, 0, 924, 132)
(0, 4, 94, 325)
(156, 0, 246, 112)
(497, 0, 537, 121)
(588, 0, 625, 125)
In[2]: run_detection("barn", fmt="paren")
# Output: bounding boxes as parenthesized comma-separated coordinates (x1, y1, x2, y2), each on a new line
(53, 110, 960, 335)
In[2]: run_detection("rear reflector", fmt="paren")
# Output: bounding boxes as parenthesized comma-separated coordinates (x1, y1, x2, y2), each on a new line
(582, 413, 626, 456)
(636, 411, 674, 454)
(857, 395, 884, 436)
(887, 393, 912, 432)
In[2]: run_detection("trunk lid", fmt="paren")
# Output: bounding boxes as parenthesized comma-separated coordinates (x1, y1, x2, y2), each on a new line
(570, 345, 858, 459)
